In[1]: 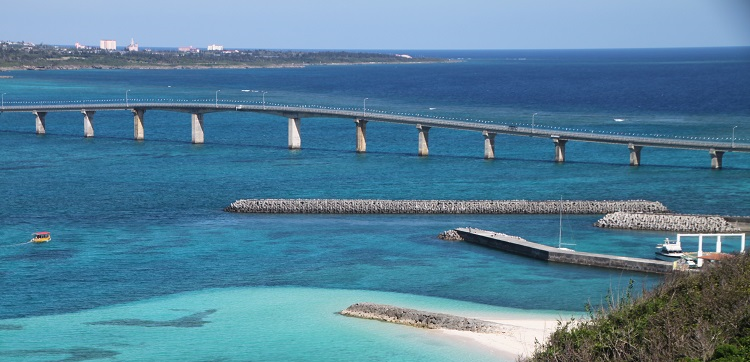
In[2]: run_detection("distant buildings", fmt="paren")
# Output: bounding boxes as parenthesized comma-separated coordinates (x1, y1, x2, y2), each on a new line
(100, 40, 117, 51)
(127, 38, 139, 52)
(207, 44, 224, 51)
(178, 46, 200, 53)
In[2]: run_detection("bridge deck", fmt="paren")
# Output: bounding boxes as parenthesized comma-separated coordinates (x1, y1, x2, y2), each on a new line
(1, 102, 748, 153)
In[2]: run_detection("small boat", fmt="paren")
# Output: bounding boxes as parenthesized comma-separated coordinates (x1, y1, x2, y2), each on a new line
(613, 118, 625, 122)
(30, 232, 51, 243)
(655, 237, 682, 261)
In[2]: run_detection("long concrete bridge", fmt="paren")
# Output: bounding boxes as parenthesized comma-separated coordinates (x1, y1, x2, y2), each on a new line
(2, 101, 748, 169)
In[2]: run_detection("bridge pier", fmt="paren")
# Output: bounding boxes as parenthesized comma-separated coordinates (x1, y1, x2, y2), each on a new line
(483, 131, 496, 159)
(33, 111, 47, 134)
(288, 117, 301, 149)
(553, 137, 567, 163)
(133, 109, 145, 141)
(629, 143, 643, 166)
(709, 148, 724, 169)
(82, 110, 95, 138)
(417, 124, 430, 157)
(191, 113, 204, 144)
(355, 119, 367, 153)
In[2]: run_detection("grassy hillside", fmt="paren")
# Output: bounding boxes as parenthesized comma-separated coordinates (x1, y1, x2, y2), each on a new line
(526, 253, 750, 362)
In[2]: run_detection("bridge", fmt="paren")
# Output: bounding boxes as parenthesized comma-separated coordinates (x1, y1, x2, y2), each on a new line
(1, 100, 748, 169)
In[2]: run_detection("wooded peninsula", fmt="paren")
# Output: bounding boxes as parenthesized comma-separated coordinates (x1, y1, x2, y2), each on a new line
(0, 41, 441, 70)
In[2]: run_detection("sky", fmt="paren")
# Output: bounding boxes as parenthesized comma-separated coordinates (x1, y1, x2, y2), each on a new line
(1, 0, 749, 50)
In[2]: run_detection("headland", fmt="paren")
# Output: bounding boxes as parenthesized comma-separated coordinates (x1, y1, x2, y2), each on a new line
(0, 41, 443, 71)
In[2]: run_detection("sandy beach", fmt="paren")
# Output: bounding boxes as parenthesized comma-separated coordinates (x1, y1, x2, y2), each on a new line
(438, 314, 569, 361)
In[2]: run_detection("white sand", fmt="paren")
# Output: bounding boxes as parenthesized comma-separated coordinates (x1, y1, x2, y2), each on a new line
(439, 316, 567, 360)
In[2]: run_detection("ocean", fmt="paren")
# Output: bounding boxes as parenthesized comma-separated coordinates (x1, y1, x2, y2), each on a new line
(0, 47, 749, 361)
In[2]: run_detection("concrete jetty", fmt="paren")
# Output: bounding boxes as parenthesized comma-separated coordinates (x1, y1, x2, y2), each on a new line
(224, 199, 668, 214)
(594, 212, 742, 233)
(455, 228, 675, 274)
(340, 303, 508, 334)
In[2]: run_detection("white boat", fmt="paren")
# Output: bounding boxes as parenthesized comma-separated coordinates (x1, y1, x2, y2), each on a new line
(613, 118, 625, 122)
(655, 238, 683, 261)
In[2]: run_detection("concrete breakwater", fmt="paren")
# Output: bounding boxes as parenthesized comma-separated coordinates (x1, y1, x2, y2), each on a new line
(225, 199, 668, 214)
(340, 302, 508, 334)
(455, 228, 675, 274)
(595, 212, 742, 233)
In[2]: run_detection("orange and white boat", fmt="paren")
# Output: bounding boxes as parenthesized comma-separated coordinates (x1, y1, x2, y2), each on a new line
(30, 232, 51, 243)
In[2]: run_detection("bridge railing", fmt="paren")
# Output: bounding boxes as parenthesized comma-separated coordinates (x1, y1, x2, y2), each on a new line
(1, 97, 747, 146)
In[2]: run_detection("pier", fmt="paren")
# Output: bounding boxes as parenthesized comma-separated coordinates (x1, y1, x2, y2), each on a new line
(2, 100, 749, 168)
(455, 228, 675, 274)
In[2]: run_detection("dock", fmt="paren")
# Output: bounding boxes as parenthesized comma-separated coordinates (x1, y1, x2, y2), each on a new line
(455, 228, 675, 274)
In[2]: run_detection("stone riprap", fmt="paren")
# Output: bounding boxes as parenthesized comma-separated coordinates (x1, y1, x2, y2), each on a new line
(340, 303, 509, 334)
(438, 229, 463, 241)
(225, 199, 668, 214)
(594, 212, 742, 233)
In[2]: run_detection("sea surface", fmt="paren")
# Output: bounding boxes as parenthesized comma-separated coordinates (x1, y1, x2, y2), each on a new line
(1, 47, 749, 361)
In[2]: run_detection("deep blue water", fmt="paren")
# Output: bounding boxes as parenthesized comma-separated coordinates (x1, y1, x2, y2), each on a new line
(0, 48, 749, 361)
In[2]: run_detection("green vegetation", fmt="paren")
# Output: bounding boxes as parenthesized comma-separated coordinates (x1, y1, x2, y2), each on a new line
(526, 253, 750, 362)
(0, 41, 438, 70)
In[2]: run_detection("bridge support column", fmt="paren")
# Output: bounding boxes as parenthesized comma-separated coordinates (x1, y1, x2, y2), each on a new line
(553, 137, 567, 163)
(33, 111, 47, 135)
(483, 131, 496, 159)
(355, 119, 367, 153)
(709, 148, 724, 169)
(417, 124, 430, 157)
(288, 117, 301, 149)
(132, 109, 145, 141)
(82, 110, 95, 138)
(191, 113, 205, 144)
(628, 143, 643, 166)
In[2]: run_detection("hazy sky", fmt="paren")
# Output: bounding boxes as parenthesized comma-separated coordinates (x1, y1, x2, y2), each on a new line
(2, 0, 749, 49)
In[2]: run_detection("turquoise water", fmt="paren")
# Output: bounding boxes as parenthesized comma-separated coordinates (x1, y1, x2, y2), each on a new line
(2, 287, 562, 361)
(1, 48, 749, 361)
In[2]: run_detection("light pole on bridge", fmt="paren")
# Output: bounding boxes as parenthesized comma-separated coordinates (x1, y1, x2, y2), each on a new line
(363, 98, 368, 118)
(126, 89, 131, 107)
(1, 93, 6, 109)
(215, 90, 221, 108)
(262, 91, 267, 110)
(732, 126, 738, 148)
(532, 112, 538, 133)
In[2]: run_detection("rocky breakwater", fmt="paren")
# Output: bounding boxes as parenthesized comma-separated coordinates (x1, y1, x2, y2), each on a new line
(225, 199, 668, 214)
(595, 212, 742, 233)
(340, 303, 508, 334)
(438, 229, 463, 241)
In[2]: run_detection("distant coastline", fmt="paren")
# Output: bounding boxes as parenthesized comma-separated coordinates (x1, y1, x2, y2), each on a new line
(0, 60, 449, 72)
(0, 41, 446, 71)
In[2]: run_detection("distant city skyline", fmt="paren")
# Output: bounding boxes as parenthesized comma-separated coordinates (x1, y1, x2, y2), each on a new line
(1, 0, 749, 50)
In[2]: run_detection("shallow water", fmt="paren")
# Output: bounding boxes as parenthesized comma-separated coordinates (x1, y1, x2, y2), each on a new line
(0, 48, 748, 361)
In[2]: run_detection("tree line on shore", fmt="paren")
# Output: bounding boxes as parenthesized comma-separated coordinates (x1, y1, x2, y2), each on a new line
(0, 41, 435, 69)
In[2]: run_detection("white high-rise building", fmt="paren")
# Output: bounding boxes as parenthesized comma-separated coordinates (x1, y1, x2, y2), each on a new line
(127, 38, 139, 52)
(207, 44, 224, 51)
(100, 40, 117, 50)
